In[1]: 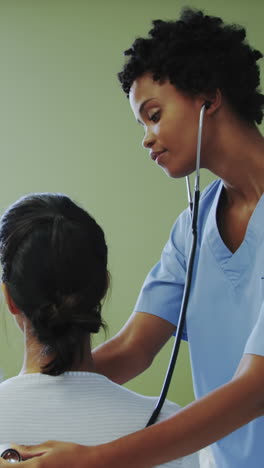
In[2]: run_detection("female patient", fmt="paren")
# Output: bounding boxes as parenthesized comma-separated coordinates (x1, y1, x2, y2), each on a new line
(0, 193, 199, 467)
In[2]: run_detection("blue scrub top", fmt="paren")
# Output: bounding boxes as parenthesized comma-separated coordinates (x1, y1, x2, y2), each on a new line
(134, 179, 264, 468)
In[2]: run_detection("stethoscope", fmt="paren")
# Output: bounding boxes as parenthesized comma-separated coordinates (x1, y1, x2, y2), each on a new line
(0, 449, 22, 463)
(146, 100, 211, 426)
(0, 102, 210, 462)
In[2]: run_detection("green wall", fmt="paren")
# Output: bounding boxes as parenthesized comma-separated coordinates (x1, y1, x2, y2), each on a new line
(0, 0, 263, 405)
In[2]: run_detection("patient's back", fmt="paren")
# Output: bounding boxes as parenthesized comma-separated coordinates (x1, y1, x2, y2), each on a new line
(0, 372, 199, 467)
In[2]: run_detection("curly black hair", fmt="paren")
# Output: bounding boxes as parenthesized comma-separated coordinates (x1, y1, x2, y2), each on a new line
(118, 8, 264, 124)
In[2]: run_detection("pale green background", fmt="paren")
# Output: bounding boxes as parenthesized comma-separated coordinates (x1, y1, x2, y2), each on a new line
(0, 0, 263, 405)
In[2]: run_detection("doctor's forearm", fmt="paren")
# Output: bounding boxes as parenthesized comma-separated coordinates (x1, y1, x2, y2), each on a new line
(90, 372, 264, 467)
(92, 335, 150, 384)
(93, 312, 175, 384)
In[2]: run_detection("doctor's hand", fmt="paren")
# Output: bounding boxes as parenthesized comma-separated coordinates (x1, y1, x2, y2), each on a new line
(9, 441, 105, 468)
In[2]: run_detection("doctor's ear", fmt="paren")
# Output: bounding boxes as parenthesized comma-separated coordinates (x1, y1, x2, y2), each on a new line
(202, 89, 222, 114)
(1, 283, 20, 316)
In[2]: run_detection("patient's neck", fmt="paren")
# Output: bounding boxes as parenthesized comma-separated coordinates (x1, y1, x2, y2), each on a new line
(19, 323, 96, 375)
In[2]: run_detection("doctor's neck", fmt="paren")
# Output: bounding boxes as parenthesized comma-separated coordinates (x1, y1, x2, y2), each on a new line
(203, 106, 264, 203)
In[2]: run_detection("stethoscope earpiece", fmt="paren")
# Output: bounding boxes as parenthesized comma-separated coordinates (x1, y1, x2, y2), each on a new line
(204, 100, 212, 110)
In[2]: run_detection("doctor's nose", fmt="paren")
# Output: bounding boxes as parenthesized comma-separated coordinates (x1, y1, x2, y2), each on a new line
(142, 130, 155, 149)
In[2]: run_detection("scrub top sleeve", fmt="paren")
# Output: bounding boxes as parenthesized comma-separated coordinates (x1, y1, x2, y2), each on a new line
(134, 210, 190, 337)
(244, 302, 264, 357)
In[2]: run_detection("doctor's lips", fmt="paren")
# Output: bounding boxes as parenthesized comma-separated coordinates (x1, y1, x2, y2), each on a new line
(150, 150, 167, 161)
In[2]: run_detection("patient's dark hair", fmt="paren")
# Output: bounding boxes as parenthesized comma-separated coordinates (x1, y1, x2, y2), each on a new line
(0, 193, 108, 376)
(118, 7, 264, 124)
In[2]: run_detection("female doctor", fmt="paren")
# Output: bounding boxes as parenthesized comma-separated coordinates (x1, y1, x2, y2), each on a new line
(3, 7, 264, 468)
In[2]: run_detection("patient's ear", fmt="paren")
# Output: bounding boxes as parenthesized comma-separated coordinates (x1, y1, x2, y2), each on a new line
(1, 283, 20, 315)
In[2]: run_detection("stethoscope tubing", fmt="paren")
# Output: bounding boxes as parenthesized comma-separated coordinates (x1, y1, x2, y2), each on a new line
(146, 103, 207, 427)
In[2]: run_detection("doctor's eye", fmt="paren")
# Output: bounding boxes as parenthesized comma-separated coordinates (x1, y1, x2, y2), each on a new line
(149, 111, 160, 123)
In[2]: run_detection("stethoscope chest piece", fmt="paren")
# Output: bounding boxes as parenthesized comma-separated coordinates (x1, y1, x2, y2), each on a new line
(1, 448, 22, 463)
